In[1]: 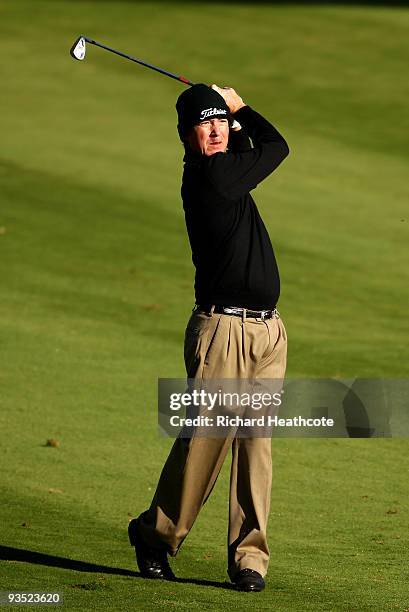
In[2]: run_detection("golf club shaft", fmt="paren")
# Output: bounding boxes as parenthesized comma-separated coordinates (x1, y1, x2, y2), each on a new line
(83, 37, 195, 86)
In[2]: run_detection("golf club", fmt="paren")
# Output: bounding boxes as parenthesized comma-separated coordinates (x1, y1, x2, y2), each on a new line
(70, 36, 195, 86)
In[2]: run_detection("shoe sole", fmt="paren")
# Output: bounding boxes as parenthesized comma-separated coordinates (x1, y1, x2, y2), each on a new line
(236, 584, 265, 592)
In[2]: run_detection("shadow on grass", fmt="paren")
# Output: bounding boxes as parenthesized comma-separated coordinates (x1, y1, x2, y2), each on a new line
(0, 545, 138, 578)
(0, 546, 235, 590)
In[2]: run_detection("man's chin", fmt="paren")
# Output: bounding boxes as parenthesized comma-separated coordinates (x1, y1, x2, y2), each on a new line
(205, 144, 226, 156)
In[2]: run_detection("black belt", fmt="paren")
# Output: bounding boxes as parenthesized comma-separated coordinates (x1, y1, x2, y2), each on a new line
(195, 304, 280, 320)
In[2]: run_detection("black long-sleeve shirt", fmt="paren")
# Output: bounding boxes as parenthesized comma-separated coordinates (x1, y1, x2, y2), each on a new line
(181, 105, 289, 310)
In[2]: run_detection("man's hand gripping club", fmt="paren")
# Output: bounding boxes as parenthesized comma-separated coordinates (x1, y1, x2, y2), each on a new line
(211, 84, 246, 131)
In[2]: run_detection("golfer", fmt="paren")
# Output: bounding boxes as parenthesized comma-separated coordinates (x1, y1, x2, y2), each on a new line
(129, 84, 289, 592)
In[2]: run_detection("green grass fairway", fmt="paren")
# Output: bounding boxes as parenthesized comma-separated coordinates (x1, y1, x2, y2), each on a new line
(1, 1, 408, 610)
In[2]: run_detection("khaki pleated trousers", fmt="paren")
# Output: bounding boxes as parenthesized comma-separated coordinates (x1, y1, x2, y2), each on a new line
(138, 308, 287, 578)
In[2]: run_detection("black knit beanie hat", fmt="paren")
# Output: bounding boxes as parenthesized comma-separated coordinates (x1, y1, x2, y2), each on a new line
(176, 84, 232, 141)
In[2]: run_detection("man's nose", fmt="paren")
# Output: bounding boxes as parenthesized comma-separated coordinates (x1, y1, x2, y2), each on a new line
(210, 122, 221, 135)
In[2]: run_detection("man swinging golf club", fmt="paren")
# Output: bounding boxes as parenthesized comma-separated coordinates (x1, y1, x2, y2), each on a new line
(129, 83, 289, 592)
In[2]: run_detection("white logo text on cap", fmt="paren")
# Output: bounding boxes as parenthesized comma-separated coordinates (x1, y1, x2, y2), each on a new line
(200, 107, 227, 121)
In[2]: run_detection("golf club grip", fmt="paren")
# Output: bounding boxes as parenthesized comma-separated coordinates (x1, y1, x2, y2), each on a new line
(85, 37, 195, 86)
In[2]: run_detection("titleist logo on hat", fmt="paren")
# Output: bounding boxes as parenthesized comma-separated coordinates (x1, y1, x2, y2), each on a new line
(200, 107, 228, 121)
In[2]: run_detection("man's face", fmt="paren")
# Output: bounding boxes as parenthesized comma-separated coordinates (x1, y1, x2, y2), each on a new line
(186, 118, 229, 156)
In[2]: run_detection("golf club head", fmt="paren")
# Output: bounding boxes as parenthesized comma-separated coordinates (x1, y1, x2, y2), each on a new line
(70, 36, 86, 61)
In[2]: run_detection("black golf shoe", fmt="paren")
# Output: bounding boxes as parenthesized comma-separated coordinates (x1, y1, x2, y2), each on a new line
(233, 568, 265, 592)
(128, 518, 175, 580)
